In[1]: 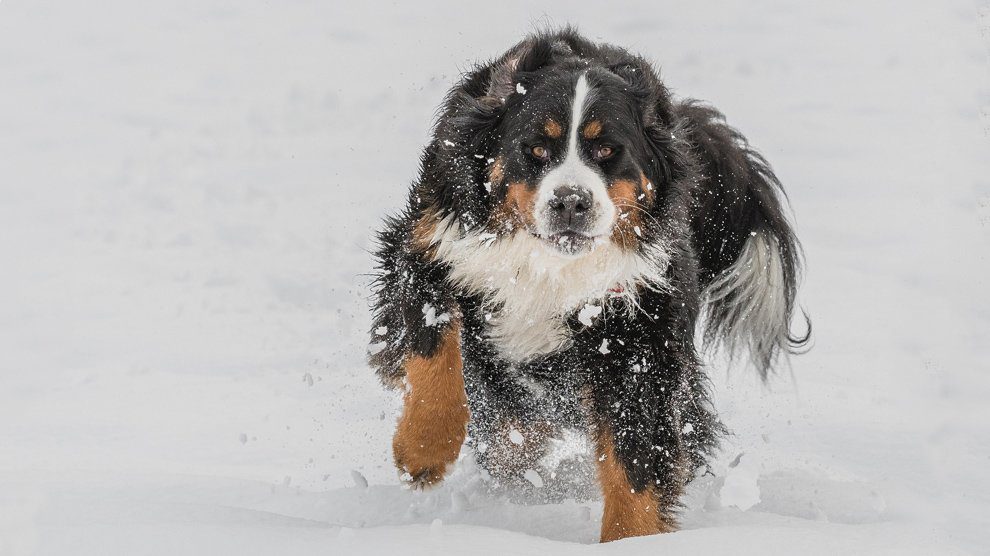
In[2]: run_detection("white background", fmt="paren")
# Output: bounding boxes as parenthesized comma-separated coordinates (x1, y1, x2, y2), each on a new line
(1, 1, 988, 554)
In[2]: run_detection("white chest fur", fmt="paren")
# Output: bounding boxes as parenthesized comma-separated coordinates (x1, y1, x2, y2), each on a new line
(427, 217, 671, 361)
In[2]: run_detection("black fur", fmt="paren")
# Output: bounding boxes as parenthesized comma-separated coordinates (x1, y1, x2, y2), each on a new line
(369, 28, 807, 524)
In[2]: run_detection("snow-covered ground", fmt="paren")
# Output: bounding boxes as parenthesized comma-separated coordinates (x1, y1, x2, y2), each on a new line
(1, 1, 988, 554)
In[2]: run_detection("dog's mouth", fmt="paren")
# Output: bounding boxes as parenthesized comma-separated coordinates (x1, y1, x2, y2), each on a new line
(537, 231, 598, 255)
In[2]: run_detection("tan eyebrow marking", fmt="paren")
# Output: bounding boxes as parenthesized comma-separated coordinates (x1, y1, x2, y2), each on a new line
(582, 120, 603, 139)
(544, 119, 562, 139)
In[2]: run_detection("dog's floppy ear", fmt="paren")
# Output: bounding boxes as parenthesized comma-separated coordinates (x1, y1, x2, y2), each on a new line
(484, 38, 553, 103)
(608, 60, 692, 187)
(607, 61, 660, 120)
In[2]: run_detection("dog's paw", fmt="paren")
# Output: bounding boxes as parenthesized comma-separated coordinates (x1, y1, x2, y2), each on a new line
(399, 465, 448, 490)
(392, 412, 465, 490)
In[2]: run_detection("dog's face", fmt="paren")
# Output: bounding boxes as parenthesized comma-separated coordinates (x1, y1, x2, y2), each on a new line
(491, 69, 657, 256)
(420, 37, 694, 359)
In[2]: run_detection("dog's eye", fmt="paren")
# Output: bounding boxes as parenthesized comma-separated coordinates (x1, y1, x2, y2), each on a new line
(530, 145, 550, 161)
(594, 146, 614, 160)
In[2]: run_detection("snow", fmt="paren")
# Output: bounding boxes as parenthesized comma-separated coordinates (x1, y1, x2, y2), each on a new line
(509, 429, 526, 445)
(578, 303, 603, 326)
(524, 469, 545, 489)
(422, 303, 451, 327)
(599, 339, 611, 354)
(351, 470, 369, 489)
(719, 454, 762, 511)
(0, 1, 988, 555)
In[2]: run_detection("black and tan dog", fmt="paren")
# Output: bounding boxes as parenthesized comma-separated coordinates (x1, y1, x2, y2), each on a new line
(368, 29, 808, 543)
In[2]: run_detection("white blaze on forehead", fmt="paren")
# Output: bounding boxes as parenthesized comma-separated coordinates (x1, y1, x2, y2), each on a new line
(535, 73, 616, 239)
(566, 73, 593, 156)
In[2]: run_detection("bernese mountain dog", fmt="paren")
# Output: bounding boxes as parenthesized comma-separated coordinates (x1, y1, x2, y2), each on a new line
(368, 29, 809, 543)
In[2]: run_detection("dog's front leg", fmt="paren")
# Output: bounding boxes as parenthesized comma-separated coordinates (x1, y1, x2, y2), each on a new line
(369, 208, 470, 488)
(587, 349, 693, 542)
(592, 420, 681, 542)
(392, 317, 469, 488)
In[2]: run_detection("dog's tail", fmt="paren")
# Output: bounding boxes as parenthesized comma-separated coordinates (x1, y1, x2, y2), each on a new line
(676, 100, 810, 380)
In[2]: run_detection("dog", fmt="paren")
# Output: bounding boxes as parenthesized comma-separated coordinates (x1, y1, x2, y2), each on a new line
(368, 29, 808, 543)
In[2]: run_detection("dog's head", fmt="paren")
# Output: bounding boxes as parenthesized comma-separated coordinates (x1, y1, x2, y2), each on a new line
(429, 32, 692, 259)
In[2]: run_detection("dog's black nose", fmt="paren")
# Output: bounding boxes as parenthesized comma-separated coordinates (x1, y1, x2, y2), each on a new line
(548, 186, 594, 230)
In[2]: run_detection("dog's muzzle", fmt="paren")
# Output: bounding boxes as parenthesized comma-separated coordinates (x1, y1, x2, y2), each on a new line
(540, 185, 601, 255)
